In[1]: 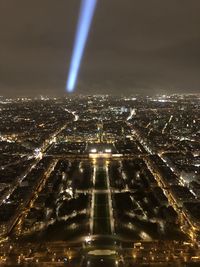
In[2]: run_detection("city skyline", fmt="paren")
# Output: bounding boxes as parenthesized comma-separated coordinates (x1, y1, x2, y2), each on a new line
(0, 95, 199, 266)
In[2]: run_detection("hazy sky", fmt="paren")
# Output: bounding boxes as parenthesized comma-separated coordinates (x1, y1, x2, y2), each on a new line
(0, 0, 200, 96)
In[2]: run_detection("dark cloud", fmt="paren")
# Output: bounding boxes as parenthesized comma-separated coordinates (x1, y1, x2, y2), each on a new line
(0, 0, 200, 96)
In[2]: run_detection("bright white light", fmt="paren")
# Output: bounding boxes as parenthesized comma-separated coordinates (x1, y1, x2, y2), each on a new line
(90, 148, 97, 153)
(85, 236, 92, 243)
(66, 188, 73, 197)
(66, 0, 97, 92)
(105, 149, 111, 153)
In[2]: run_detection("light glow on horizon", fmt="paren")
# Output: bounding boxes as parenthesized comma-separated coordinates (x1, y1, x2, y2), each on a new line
(66, 0, 97, 92)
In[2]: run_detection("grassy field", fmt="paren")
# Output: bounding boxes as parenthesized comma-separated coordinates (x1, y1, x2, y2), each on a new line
(93, 164, 111, 235)
(95, 168, 107, 190)
(93, 193, 111, 235)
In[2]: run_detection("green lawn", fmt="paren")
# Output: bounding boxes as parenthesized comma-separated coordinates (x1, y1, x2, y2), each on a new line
(93, 193, 111, 235)
(95, 168, 107, 190)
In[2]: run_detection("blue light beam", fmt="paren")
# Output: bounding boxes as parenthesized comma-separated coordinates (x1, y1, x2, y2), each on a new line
(66, 0, 97, 92)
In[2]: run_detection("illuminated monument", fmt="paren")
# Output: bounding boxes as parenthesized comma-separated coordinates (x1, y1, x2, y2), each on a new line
(66, 0, 97, 92)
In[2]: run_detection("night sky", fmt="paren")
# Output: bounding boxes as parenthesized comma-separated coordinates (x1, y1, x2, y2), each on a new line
(0, 0, 200, 96)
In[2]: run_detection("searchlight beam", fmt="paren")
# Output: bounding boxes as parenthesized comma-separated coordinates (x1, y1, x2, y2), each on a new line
(66, 0, 97, 92)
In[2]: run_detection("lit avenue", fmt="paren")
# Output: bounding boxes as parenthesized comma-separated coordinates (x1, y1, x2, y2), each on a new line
(0, 94, 199, 267)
